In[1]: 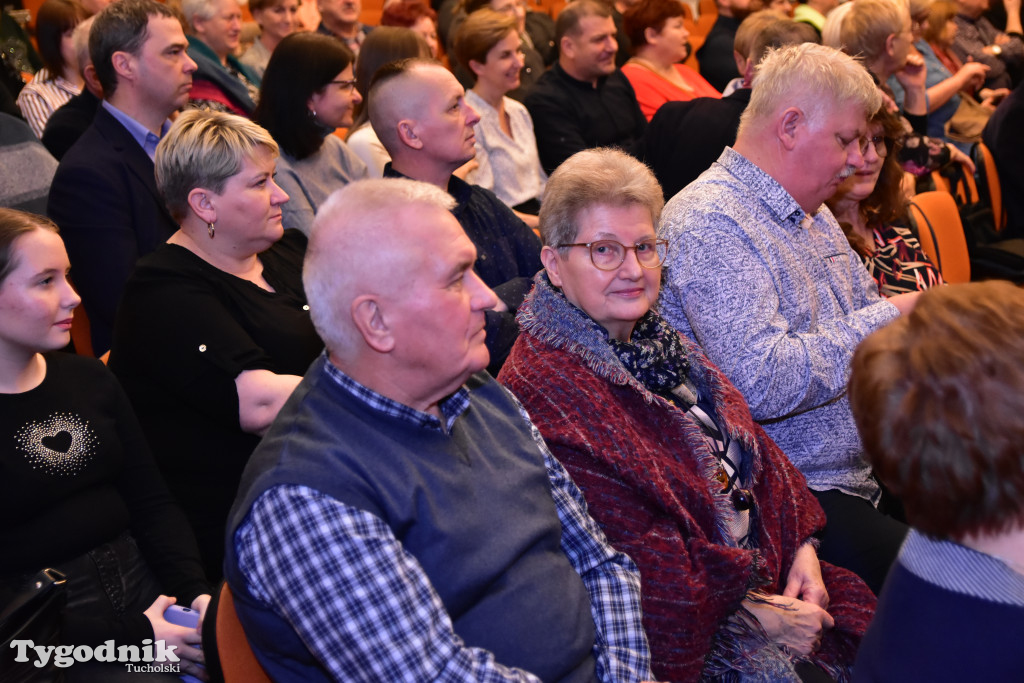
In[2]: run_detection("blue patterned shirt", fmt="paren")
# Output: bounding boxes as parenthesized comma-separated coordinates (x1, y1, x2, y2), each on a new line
(234, 358, 653, 682)
(658, 147, 900, 501)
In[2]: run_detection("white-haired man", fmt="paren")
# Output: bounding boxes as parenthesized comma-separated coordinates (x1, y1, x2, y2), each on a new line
(658, 43, 917, 596)
(223, 177, 654, 682)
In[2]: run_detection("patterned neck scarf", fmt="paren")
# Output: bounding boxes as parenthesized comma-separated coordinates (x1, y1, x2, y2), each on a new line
(606, 311, 692, 397)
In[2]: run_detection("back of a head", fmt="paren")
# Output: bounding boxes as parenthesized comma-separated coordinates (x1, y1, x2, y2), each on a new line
(555, 0, 612, 45)
(381, 0, 438, 28)
(923, 0, 958, 43)
(304, 178, 456, 358)
(820, 1, 854, 48)
(748, 18, 821, 69)
(72, 16, 96, 77)
(155, 109, 279, 222)
(738, 42, 880, 137)
(839, 0, 906, 64)
(90, 0, 176, 97)
(850, 281, 1024, 541)
(540, 147, 664, 249)
(255, 31, 354, 159)
(734, 10, 790, 61)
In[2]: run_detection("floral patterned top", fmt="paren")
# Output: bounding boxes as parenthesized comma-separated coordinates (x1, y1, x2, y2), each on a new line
(863, 223, 944, 298)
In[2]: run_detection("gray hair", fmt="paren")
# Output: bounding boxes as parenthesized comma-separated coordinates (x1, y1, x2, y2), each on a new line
(72, 16, 95, 77)
(738, 43, 881, 136)
(304, 178, 456, 357)
(539, 148, 664, 249)
(181, 0, 238, 26)
(155, 109, 279, 222)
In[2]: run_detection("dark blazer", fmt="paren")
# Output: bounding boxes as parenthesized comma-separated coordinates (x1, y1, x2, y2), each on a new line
(643, 87, 751, 201)
(42, 88, 101, 161)
(47, 105, 178, 354)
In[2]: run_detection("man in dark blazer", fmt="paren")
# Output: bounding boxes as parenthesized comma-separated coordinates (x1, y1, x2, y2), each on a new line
(47, 0, 197, 354)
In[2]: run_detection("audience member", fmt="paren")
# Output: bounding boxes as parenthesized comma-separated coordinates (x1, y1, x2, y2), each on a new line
(41, 16, 101, 160)
(621, 0, 720, 120)
(951, 0, 1022, 90)
(849, 281, 1024, 681)
(454, 9, 546, 224)
(183, 0, 261, 116)
(696, 0, 751, 92)
(982, 76, 1022, 234)
(840, 0, 971, 180)
(828, 106, 944, 297)
(345, 26, 430, 176)
(658, 43, 914, 595)
(381, 0, 440, 58)
(253, 32, 368, 236)
(16, 0, 85, 138)
(223, 176, 655, 682)
(912, 0, 1003, 147)
(794, 0, 837, 34)
(499, 148, 875, 682)
(317, 0, 372, 56)
(240, 0, 302, 78)
(525, 0, 646, 175)
(719, 8, 788, 95)
(109, 110, 322, 580)
(370, 58, 542, 374)
(644, 16, 815, 200)
(0, 208, 210, 682)
(449, 0, 551, 100)
(0, 114, 57, 214)
(47, 0, 197, 355)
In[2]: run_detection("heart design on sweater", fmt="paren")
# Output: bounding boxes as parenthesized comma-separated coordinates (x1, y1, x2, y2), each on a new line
(41, 431, 73, 453)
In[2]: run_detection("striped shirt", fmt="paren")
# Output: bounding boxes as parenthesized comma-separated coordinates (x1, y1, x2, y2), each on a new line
(16, 69, 81, 138)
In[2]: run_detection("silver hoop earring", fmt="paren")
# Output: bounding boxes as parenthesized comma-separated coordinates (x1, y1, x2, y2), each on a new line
(207, 222, 215, 239)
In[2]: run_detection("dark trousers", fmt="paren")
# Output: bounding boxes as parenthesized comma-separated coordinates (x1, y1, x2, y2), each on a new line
(811, 489, 908, 596)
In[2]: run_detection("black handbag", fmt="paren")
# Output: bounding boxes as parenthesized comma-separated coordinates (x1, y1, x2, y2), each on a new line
(0, 568, 67, 683)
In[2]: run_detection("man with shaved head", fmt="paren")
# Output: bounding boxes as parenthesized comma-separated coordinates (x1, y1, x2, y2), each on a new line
(223, 178, 654, 682)
(368, 58, 541, 375)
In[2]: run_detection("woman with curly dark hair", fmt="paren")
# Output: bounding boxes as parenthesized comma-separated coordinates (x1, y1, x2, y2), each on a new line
(827, 106, 944, 297)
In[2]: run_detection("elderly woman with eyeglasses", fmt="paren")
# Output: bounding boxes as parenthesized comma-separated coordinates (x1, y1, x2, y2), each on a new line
(498, 148, 874, 683)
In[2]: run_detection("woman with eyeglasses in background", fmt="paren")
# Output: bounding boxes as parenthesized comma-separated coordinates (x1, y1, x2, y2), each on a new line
(253, 31, 368, 236)
(827, 107, 944, 297)
(499, 148, 874, 683)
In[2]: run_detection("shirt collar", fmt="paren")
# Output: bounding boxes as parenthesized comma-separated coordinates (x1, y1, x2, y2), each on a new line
(321, 354, 472, 433)
(716, 146, 814, 229)
(101, 100, 172, 160)
(900, 530, 1024, 606)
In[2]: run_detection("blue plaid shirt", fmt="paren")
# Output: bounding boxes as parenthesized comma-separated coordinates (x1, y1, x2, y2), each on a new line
(235, 360, 653, 682)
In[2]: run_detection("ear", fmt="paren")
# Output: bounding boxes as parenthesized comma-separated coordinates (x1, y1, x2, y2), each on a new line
(396, 118, 424, 150)
(644, 26, 661, 45)
(351, 295, 395, 353)
(733, 50, 747, 78)
(83, 63, 103, 98)
(187, 187, 217, 224)
(110, 50, 134, 83)
(777, 107, 802, 151)
(559, 34, 575, 61)
(540, 245, 564, 288)
(468, 58, 485, 79)
(884, 32, 897, 58)
(306, 90, 320, 116)
(192, 14, 208, 39)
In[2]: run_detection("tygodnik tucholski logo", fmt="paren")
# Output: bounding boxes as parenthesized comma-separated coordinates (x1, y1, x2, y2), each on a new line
(9, 638, 183, 673)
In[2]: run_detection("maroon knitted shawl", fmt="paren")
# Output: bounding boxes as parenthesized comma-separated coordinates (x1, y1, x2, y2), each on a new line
(498, 275, 875, 683)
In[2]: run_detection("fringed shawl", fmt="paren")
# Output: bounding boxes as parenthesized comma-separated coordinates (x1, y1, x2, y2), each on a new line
(498, 273, 875, 683)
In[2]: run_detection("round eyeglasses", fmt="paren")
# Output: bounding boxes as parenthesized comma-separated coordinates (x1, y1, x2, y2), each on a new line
(557, 238, 669, 271)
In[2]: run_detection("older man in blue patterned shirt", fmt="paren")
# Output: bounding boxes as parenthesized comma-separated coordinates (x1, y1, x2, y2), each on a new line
(223, 177, 654, 682)
(658, 43, 919, 596)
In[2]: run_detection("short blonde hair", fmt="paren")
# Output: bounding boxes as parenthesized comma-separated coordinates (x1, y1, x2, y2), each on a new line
(539, 148, 664, 249)
(155, 109, 279, 222)
(739, 42, 881, 135)
(839, 0, 908, 64)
